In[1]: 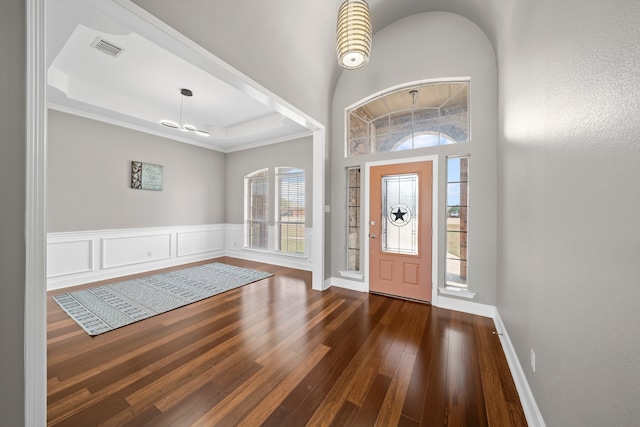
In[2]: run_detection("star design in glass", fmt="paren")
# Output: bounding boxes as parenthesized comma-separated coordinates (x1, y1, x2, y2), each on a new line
(391, 207, 407, 223)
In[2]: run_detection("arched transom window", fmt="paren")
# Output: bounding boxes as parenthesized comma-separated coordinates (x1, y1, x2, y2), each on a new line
(346, 81, 469, 157)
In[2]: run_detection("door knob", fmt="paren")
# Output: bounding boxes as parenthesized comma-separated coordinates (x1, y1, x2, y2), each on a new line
(370, 233, 378, 238)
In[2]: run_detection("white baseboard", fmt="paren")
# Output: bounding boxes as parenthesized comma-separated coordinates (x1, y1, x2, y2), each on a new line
(494, 310, 546, 427)
(224, 248, 312, 272)
(324, 276, 367, 292)
(435, 295, 496, 318)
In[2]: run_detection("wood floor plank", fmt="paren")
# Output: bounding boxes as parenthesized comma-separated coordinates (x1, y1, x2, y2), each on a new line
(445, 311, 475, 426)
(421, 309, 451, 426)
(47, 257, 527, 426)
(351, 373, 392, 426)
(240, 344, 331, 426)
(118, 405, 162, 427)
(101, 286, 309, 424)
(254, 297, 344, 365)
(401, 304, 436, 422)
(50, 302, 271, 419)
(272, 307, 375, 425)
(376, 350, 418, 426)
(304, 298, 402, 426)
(141, 321, 276, 412)
(460, 312, 490, 427)
(191, 348, 299, 426)
(329, 400, 360, 427)
(475, 316, 527, 427)
(345, 300, 404, 407)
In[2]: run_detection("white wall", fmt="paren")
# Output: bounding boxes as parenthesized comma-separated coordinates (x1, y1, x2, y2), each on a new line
(47, 110, 226, 231)
(331, 12, 498, 305)
(495, 0, 640, 425)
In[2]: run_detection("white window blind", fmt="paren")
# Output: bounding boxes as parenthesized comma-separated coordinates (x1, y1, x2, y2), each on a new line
(276, 168, 305, 255)
(245, 169, 269, 250)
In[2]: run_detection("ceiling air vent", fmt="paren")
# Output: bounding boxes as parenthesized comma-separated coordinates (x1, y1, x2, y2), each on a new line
(91, 37, 124, 57)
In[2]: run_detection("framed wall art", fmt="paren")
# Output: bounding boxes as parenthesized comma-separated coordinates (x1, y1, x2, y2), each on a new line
(131, 161, 163, 191)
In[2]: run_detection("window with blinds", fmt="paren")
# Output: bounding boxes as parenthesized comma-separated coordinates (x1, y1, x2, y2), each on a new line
(245, 169, 269, 250)
(276, 167, 305, 255)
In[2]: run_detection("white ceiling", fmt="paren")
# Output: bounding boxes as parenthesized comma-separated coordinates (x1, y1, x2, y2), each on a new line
(46, 0, 312, 152)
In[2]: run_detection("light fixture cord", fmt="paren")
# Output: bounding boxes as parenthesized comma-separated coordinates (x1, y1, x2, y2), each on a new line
(410, 90, 417, 149)
(179, 94, 185, 128)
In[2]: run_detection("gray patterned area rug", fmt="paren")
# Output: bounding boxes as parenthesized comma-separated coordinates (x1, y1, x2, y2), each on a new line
(52, 263, 272, 336)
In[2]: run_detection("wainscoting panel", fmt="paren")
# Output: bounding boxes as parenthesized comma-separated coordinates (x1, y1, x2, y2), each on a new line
(47, 239, 93, 278)
(177, 229, 224, 257)
(47, 225, 227, 290)
(46, 224, 314, 290)
(102, 233, 172, 269)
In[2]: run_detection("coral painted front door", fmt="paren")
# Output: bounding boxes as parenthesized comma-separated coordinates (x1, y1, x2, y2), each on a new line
(369, 161, 433, 302)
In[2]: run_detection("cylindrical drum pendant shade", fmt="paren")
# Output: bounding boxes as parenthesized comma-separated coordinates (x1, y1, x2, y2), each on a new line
(336, 0, 372, 69)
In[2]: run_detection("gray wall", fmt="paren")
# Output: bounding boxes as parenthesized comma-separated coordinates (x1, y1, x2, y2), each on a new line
(331, 12, 498, 305)
(47, 110, 226, 232)
(48, 110, 312, 229)
(0, 0, 25, 424)
(495, 0, 640, 425)
(225, 136, 313, 227)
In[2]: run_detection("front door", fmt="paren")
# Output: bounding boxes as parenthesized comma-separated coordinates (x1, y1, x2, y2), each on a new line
(369, 161, 432, 302)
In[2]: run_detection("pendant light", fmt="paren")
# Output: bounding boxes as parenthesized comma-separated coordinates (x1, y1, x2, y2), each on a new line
(160, 88, 210, 137)
(336, 0, 372, 70)
(410, 89, 417, 148)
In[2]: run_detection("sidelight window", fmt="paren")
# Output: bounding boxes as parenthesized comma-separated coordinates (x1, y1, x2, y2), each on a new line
(346, 167, 361, 271)
(445, 156, 469, 288)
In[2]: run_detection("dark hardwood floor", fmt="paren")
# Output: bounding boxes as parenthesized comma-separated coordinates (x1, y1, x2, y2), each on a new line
(47, 257, 527, 426)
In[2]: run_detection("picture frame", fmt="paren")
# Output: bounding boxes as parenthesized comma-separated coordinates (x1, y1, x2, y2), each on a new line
(131, 161, 163, 191)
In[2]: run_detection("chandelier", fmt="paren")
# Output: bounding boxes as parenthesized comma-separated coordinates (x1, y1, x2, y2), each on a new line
(160, 88, 210, 137)
(336, 0, 372, 70)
